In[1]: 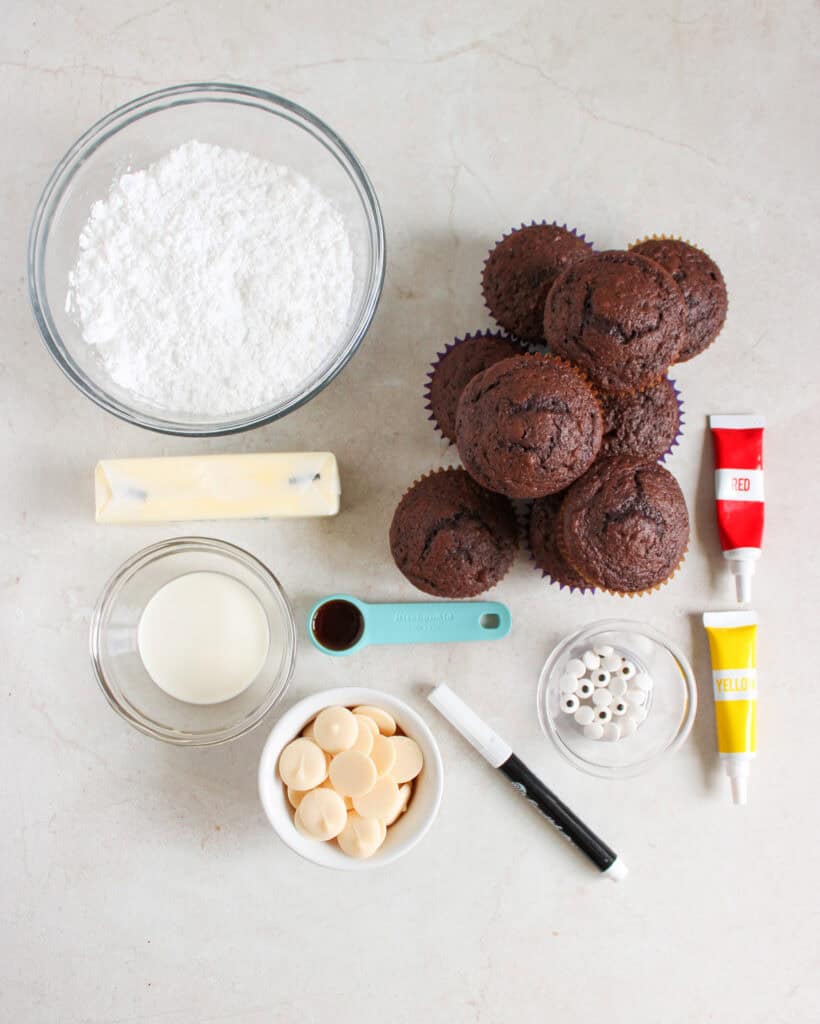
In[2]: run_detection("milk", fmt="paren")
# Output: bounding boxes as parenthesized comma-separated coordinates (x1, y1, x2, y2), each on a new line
(137, 571, 270, 704)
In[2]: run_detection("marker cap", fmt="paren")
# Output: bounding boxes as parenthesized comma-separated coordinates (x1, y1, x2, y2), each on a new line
(428, 683, 512, 768)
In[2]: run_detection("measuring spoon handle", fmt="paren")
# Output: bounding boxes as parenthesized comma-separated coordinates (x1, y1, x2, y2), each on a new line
(363, 600, 511, 646)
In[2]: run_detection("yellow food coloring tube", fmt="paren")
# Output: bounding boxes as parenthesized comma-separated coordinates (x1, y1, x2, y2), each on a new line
(702, 610, 758, 805)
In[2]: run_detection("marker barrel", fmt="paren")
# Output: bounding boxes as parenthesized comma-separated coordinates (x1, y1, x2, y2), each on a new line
(499, 754, 618, 874)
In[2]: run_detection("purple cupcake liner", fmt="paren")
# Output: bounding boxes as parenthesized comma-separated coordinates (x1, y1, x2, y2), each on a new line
(423, 330, 526, 445)
(659, 378, 685, 463)
(521, 336, 549, 357)
(513, 498, 532, 549)
(481, 220, 595, 341)
(523, 497, 598, 596)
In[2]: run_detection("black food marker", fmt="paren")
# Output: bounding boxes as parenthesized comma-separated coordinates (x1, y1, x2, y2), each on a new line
(428, 683, 627, 881)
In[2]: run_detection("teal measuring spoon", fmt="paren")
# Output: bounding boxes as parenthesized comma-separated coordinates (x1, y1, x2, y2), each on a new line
(308, 594, 511, 656)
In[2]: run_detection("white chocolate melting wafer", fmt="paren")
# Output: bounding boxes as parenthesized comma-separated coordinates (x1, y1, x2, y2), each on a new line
(337, 813, 387, 859)
(353, 706, 396, 735)
(278, 738, 327, 791)
(287, 786, 308, 809)
(320, 778, 353, 809)
(354, 713, 379, 739)
(313, 706, 358, 753)
(353, 777, 401, 820)
(328, 750, 378, 797)
(295, 789, 347, 841)
(370, 734, 397, 777)
(387, 736, 423, 784)
(384, 783, 412, 826)
(350, 715, 375, 756)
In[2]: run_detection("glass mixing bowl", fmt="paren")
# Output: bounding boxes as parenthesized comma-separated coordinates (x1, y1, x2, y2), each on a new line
(27, 83, 385, 436)
(90, 537, 297, 745)
(537, 619, 697, 778)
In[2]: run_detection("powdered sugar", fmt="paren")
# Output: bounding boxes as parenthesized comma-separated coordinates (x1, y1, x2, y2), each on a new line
(66, 140, 354, 415)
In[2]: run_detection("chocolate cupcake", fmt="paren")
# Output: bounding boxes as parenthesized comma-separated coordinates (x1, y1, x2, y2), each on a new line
(559, 456, 689, 594)
(599, 377, 682, 461)
(455, 354, 603, 499)
(630, 237, 727, 362)
(425, 331, 524, 444)
(527, 492, 591, 591)
(482, 223, 594, 341)
(389, 468, 518, 598)
(543, 251, 687, 393)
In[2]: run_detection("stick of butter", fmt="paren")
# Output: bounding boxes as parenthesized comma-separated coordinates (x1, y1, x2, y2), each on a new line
(95, 453, 341, 523)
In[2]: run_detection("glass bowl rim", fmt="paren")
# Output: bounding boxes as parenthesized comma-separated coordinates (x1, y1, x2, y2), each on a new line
(89, 535, 298, 746)
(536, 617, 697, 779)
(27, 81, 386, 437)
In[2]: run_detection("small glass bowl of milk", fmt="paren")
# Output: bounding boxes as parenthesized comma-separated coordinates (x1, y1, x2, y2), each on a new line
(91, 537, 297, 745)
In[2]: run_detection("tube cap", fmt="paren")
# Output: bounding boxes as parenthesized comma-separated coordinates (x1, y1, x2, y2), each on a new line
(732, 561, 754, 603)
(724, 550, 758, 603)
(725, 757, 751, 805)
(730, 776, 748, 805)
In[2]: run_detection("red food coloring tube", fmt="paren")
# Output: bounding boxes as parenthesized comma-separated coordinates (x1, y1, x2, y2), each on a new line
(709, 414, 765, 603)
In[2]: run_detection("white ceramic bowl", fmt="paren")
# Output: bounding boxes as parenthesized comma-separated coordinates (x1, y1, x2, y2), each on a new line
(258, 688, 443, 870)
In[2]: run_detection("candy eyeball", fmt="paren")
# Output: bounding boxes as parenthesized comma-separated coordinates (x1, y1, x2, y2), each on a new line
(582, 650, 600, 671)
(601, 653, 622, 673)
(583, 722, 605, 740)
(558, 644, 651, 743)
(574, 705, 595, 726)
(608, 676, 627, 698)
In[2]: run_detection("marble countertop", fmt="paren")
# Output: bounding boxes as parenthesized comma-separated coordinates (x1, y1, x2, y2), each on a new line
(3, 2, 818, 1021)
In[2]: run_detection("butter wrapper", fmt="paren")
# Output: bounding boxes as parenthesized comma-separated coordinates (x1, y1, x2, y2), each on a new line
(95, 452, 341, 523)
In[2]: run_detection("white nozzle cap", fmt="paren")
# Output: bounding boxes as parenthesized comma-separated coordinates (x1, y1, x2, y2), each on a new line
(732, 562, 754, 603)
(725, 757, 751, 805)
(730, 776, 748, 805)
(724, 549, 759, 604)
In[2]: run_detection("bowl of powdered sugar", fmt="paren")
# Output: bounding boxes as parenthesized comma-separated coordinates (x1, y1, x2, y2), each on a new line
(27, 83, 385, 435)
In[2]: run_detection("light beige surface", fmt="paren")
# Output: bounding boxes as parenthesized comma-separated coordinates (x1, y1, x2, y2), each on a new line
(1, 2, 818, 1022)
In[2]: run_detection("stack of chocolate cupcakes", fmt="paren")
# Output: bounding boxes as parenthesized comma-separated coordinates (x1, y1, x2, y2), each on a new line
(390, 222, 727, 598)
